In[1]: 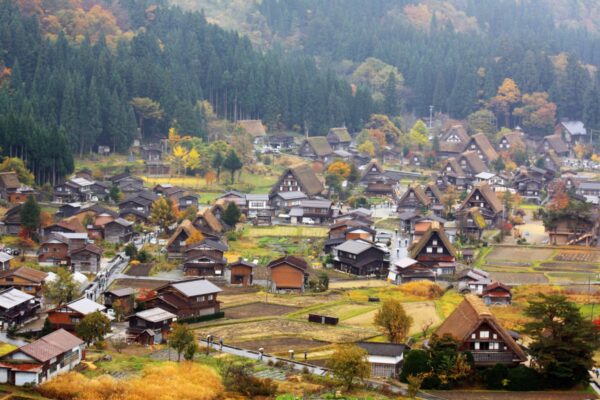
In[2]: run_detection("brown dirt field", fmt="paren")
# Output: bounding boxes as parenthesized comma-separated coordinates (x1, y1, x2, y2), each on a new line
(488, 272, 548, 285)
(223, 302, 299, 319)
(538, 262, 598, 271)
(218, 291, 344, 308)
(487, 247, 554, 262)
(110, 278, 169, 290)
(229, 337, 327, 354)
(197, 319, 378, 343)
(124, 263, 153, 277)
(554, 250, 600, 263)
(431, 391, 596, 400)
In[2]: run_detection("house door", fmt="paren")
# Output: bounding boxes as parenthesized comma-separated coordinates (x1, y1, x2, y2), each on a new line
(154, 330, 162, 344)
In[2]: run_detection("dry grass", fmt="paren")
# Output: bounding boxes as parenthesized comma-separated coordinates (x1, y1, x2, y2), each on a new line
(487, 247, 554, 262)
(197, 319, 378, 343)
(329, 279, 390, 289)
(242, 226, 329, 238)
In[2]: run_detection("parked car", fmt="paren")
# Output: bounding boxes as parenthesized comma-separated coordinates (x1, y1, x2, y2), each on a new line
(302, 217, 316, 225)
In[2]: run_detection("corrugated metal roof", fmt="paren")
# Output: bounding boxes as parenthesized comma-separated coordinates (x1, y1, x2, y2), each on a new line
(171, 279, 222, 297)
(0, 288, 33, 309)
(66, 297, 106, 315)
(135, 307, 176, 323)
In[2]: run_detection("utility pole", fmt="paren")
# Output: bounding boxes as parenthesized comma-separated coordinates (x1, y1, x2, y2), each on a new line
(429, 105, 434, 129)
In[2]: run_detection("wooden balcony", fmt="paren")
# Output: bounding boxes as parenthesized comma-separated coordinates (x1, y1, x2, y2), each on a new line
(472, 351, 517, 365)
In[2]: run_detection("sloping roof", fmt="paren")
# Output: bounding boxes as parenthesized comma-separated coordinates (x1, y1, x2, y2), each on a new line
(0, 253, 13, 263)
(52, 218, 87, 233)
(196, 208, 223, 233)
(275, 191, 308, 201)
(468, 133, 498, 161)
(19, 329, 84, 363)
(166, 219, 200, 248)
(0, 172, 20, 190)
(78, 204, 118, 218)
(135, 307, 176, 323)
(441, 125, 469, 143)
(483, 281, 511, 295)
(65, 297, 106, 315)
(500, 131, 525, 149)
(238, 120, 267, 138)
(267, 255, 309, 271)
(459, 151, 487, 174)
(560, 120, 587, 136)
(357, 342, 408, 357)
(439, 141, 467, 153)
(544, 135, 568, 154)
(275, 164, 324, 197)
(426, 183, 443, 201)
(461, 183, 503, 214)
(409, 223, 456, 259)
(0, 267, 47, 283)
(69, 244, 103, 256)
(0, 288, 34, 309)
(105, 287, 136, 297)
(328, 127, 351, 142)
(399, 185, 431, 206)
(441, 158, 465, 176)
(185, 239, 228, 253)
(305, 137, 333, 156)
(335, 240, 376, 255)
(170, 278, 222, 297)
(362, 160, 384, 176)
(434, 295, 526, 361)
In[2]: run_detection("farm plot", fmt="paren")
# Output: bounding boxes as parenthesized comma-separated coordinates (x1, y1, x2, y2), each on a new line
(538, 262, 598, 272)
(344, 301, 441, 336)
(229, 337, 327, 355)
(219, 291, 345, 308)
(554, 250, 600, 263)
(110, 278, 169, 291)
(292, 302, 378, 321)
(224, 302, 299, 319)
(197, 319, 378, 343)
(486, 247, 553, 262)
(329, 279, 391, 289)
(243, 226, 328, 238)
(488, 272, 548, 285)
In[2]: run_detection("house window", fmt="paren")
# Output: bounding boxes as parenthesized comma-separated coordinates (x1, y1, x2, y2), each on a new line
(493, 333, 497, 339)
(474, 342, 480, 350)
(426, 247, 433, 253)
(471, 333, 476, 339)
(432, 240, 438, 246)
(490, 342, 500, 350)
(208, 295, 213, 300)
(480, 331, 490, 339)
(437, 247, 443, 254)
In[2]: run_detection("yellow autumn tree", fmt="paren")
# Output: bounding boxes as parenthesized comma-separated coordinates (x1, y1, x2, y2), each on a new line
(358, 140, 375, 157)
(185, 229, 205, 246)
(327, 161, 351, 180)
(39, 362, 223, 400)
(490, 78, 521, 128)
(170, 145, 188, 175)
(186, 148, 201, 172)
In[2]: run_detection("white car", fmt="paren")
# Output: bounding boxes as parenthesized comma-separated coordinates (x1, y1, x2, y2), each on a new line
(302, 217, 316, 225)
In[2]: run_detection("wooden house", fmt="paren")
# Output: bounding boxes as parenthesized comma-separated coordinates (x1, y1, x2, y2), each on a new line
(397, 185, 430, 213)
(539, 135, 569, 157)
(360, 161, 395, 196)
(177, 193, 199, 211)
(118, 191, 158, 217)
(166, 220, 200, 259)
(2, 204, 22, 235)
(326, 127, 352, 150)
(464, 133, 499, 164)
(268, 134, 295, 150)
(128, 307, 176, 345)
(270, 191, 307, 212)
(482, 282, 512, 306)
(103, 287, 136, 316)
(299, 136, 333, 162)
(69, 244, 103, 274)
(182, 239, 228, 277)
(7, 187, 36, 204)
(546, 214, 597, 246)
(456, 207, 487, 242)
(290, 199, 332, 224)
(0, 288, 40, 327)
(270, 163, 324, 197)
(140, 143, 163, 161)
(438, 125, 469, 157)
(555, 120, 587, 145)
(438, 158, 466, 188)
(457, 183, 504, 228)
(458, 151, 487, 179)
(267, 255, 309, 292)
(434, 295, 526, 366)
(228, 259, 256, 286)
(193, 208, 223, 239)
(38, 235, 70, 266)
(498, 131, 525, 152)
(0, 267, 48, 297)
(408, 222, 456, 276)
(388, 258, 436, 285)
(47, 297, 107, 332)
(513, 167, 544, 203)
(0, 172, 20, 202)
(143, 278, 222, 320)
(238, 120, 267, 145)
(145, 161, 170, 176)
(0, 329, 84, 386)
(356, 342, 409, 379)
(103, 218, 134, 243)
(333, 240, 388, 277)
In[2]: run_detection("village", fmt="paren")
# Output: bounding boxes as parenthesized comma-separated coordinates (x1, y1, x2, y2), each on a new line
(0, 113, 597, 399)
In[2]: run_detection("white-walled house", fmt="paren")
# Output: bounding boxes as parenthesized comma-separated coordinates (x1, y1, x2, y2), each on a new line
(356, 342, 409, 378)
(0, 329, 84, 386)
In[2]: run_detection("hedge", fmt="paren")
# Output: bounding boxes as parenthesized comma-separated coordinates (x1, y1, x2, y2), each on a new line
(179, 312, 225, 324)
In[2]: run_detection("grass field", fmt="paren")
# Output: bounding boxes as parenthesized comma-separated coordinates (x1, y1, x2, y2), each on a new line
(242, 226, 329, 238)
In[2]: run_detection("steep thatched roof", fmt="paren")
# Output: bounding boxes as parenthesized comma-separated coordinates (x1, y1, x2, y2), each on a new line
(468, 133, 499, 162)
(328, 127, 351, 142)
(238, 120, 266, 138)
(459, 151, 487, 174)
(408, 222, 456, 258)
(305, 137, 333, 156)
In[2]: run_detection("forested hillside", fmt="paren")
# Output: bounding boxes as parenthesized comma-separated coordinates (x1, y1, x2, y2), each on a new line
(177, 0, 600, 127)
(0, 0, 373, 183)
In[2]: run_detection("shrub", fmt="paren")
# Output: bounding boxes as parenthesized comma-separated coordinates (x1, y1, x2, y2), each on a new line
(483, 363, 509, 390)
(507, 366, 541, 391)
(221, 362, 277, 397)
(421, 373, 441, 389)
(400, 350, 430, 383)
(399, 281, 444, 299)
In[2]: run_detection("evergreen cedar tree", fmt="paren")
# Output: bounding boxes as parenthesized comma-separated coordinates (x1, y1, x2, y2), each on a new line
(0, 0, 373, 185)
(20, 195, 41, 235)
(222, 202, 241, 227)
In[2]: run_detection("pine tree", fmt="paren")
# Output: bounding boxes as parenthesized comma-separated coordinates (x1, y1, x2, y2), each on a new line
(223, 149, 243, 183)
(20, 195, 40, 237)
(383, 71, 399, 116)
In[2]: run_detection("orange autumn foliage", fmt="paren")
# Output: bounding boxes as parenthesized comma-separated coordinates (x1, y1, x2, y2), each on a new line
(39, 362, 223, 400)
(327, 161, 351, 180)
(185, 230, 205, 246)
(205, 170, 217, 185)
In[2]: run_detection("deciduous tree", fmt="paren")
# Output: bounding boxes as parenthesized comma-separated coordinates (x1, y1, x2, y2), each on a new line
(374, 298, 413, 343)
(76, 310, 111, 345)
(490, 78, 521, 128)
(150, 197, 176, 231)
(513, 92, 556, 136)
(169, 324, 195, 362)
(326, 344, 370, 391)
(44, 268, 79, 306)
